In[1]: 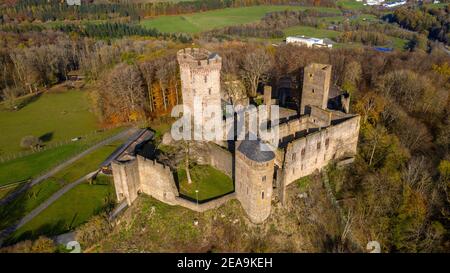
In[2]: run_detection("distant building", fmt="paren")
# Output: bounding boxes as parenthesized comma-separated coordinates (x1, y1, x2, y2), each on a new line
(383, 0, 407, 8)
(365, 0, 385, 5)
(66, 0, 81, 6)
(286, 36, 333, 48)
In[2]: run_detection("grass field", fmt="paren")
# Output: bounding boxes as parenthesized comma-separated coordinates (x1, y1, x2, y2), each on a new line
(336, 0, 366, 10)
(0, 127, 123, 187)
(0, 140, 124, 231)
(283, 25, 340, 39)
(141, 5, 342, 33)
(8, 176, 115, 243)
(177, 165, 234, 201)
(319, 13, 378, 24)
(390, 36, 408, 50)
(0, 90, 98, 155)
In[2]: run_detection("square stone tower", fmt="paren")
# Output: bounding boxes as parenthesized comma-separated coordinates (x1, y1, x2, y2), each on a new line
(177, 48, 222, 131)
(300, 63, 332, 115)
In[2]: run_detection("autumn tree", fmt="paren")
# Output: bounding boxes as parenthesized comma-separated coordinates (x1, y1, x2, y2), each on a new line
(240, 48, 272, 98)
(100, 63, 146, 123)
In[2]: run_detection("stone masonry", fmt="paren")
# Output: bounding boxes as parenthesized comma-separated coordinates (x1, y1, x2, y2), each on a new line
(111, 48, 360, 224)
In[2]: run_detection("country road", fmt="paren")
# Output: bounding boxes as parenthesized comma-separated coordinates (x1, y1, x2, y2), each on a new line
(0, 171, 99, 244)
(0, 127, 150, 245)
(0, 127, 137, 207)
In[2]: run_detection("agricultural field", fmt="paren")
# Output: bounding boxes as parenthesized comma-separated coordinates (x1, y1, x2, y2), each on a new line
(177, 165, 234, 201)
(140, 5, 342, 33)
(8, 175, 115, 243)
(0, 90, 98, 155)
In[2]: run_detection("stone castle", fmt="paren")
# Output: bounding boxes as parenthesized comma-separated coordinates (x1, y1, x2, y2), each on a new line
(111, 48, 360, 223)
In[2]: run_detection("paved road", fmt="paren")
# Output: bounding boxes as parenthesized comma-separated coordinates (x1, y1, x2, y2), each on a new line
(0, 128, 137, 207)
(0, 171, 99, 244)
(100, 128, 152, 167)
(0, 127, 150, 245)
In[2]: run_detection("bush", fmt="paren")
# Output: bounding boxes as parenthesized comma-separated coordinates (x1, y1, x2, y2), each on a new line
(75, 214, 112, 249)
(20, 135, 42, 150)
(0, 236, 56, 253)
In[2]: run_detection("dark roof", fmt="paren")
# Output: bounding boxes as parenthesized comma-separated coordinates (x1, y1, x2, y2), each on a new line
(238, 139, 275, 162)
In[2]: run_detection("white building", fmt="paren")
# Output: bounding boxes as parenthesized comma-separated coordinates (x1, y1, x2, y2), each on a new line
(365, 0, 385, 5)
(383, 1, 407, 8)
(286, 36, 332, 48)
(66, 0, 81, 6)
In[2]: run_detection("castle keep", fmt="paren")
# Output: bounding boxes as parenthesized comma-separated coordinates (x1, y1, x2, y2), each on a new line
(112, 48, 360, 224)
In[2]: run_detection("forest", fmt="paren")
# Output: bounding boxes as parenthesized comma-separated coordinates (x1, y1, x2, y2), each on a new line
(386, 5, 450, 45)
(0, 0, 337, 23)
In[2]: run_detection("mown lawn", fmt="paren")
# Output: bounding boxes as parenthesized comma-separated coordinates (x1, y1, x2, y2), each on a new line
(177, 165, 234, 202)
(0, 90, 97, 155)
(0, 140, 124, 231)
(8, 175, 115, 243)
(0, 127, 123, 187)
(141, 5, 341, 33)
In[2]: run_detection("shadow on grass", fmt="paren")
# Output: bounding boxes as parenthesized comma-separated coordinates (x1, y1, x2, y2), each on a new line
(13, 92, 43, 110)
(4, 220, 68, 246)
(39, 132, 54, 143)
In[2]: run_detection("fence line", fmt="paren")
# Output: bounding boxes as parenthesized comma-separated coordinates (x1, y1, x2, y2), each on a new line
(0, 128, 127, 188)
(0, 129, 117, 164)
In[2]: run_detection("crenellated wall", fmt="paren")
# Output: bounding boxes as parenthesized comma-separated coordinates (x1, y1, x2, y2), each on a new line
(111, 158, 141, 206)
(282, 115, 360, 186)
(137, 156, 179, 205)
(177, 48, 222, 129)
(112, 53, 361, 225)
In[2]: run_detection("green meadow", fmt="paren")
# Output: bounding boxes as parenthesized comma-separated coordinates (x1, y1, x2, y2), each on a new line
(283, 25, 340, 39)
(336, 0, 366, 10)
(0, 127, 123, 187)
(0, 90, 98, 155)
(177, 165, 234, 201)
(9, 176, 115, 243)
(0, 140, 123, 232)
(141, 5, 342, 33)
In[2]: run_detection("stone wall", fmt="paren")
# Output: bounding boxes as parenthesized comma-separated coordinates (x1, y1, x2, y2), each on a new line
(137, 155, 179, 205)
(235, 149, 275, 224)
(300, 63, 332, 114)
(111, 158, 141, 206)
(173, 193, 236, 213)
(277, 115, 311, 142)
(282, 115, 360, 186)
(177, 48, 222, 128)
(310, 106, 332, 127)
(207, 142, 233, 177)
(282, 115, 359, 186)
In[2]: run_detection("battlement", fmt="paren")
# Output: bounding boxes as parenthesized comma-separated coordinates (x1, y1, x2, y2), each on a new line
(177, 48, 221, 68)
(305, 63, 331, 72)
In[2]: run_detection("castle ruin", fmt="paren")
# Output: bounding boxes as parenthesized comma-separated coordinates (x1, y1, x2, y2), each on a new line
(111, 48, 360, 224)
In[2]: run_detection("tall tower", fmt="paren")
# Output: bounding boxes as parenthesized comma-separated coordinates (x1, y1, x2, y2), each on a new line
(300, 63, 332, 115)
(177, 48, 222, 130)
(235, 138, 275, 223)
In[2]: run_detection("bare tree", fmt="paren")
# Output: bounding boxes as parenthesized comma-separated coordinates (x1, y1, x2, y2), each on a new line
(101, 63, 146, 122)
(240, 48, 272, 98)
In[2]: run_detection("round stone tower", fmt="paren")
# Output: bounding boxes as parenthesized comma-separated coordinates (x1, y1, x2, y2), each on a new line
(177, 48, 222, 130)
(235, 138, 275, 223)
